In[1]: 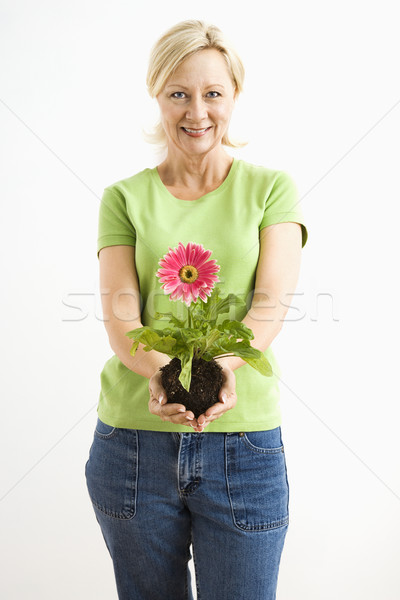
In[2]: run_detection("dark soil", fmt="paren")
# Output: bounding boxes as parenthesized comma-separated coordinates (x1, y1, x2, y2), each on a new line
(160, 357, 223, 419)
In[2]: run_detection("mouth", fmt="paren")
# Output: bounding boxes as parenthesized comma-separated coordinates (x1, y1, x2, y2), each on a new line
(181, 126, 212, 137)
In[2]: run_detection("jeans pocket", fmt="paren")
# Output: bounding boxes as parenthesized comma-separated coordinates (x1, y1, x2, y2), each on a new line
(94, 418, 116, 438)
(226, 428, 289, 531)
(85, 419, 138, 519)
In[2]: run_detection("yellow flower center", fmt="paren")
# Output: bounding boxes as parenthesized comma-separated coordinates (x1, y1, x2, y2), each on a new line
(179, 265, 199, 283)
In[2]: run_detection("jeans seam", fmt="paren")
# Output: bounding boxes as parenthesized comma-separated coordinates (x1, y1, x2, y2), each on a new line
(94, 429, 117, 440)
(191, 538, 201, 600)
(233, 517, 289, 531)
(184, 530, 193, 600)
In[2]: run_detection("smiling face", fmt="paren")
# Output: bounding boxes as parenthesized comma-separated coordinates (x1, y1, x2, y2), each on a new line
(156, 49, 237, 158)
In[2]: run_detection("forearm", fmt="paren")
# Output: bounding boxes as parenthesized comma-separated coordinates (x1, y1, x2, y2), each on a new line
(215, 300, 285, 372)
(106, 320, 170, 379)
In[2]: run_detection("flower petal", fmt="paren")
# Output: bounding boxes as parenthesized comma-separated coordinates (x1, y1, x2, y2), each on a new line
(155, 242, 219, 306)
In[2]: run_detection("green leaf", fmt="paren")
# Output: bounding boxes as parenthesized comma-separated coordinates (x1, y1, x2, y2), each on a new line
(179, 328, 203, 344)
(129, 339, 140, 357)
(154, 312, 187, 328)
(125, 326, 163, 340)
(125, 327, 175, 355)
(195, 328, 224, 359)
(199, 352, 214, 361)
(217, 319, 254, 340)
(204, 328, 223, 346)
(159, 327, 176, 337)
(200, 286, 221, 322)
(169, 339, 190, 357)
(203, 336, 232, 357)
(204, 337, 273, 376)
(230, 346, 273, 376)
(125, 326, 148, 340)
(178, 348, 194, 392)
(199, 288, 246, 325)
(240, 354, 273, 376)
(137, 329, 163, 349)
(207, 338, 248, 355)
(150, 335, 177, 354)
(215, 294, 246, 316)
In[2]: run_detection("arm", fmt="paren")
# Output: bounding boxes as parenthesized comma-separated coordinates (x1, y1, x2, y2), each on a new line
(99, 245, 196, 425)
(216, 221, 303, 371)
(197, 222, 303, 430)
(99, 245, 169, 377)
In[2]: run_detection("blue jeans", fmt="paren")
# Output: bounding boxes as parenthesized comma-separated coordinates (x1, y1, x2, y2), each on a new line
(85, 419, 289, 600)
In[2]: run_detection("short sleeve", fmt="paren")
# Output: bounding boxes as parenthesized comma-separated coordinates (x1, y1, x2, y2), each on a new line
(97, 187, 136, 258)
(259, 170, 308, 248)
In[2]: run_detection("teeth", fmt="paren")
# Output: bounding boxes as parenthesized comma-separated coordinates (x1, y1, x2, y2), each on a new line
(183, 127, 208, 133)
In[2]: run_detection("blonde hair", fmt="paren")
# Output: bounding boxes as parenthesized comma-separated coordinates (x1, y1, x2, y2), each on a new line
(145, 20, 246, 148)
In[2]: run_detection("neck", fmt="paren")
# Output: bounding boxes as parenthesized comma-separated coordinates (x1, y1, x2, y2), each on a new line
(157, 145, 234, 190)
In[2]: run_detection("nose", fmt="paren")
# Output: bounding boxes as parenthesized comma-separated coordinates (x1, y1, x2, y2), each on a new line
(186, 95, 208, 122)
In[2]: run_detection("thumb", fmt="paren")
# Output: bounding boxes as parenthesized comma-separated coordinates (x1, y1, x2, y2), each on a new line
(158, 392, 167, 405)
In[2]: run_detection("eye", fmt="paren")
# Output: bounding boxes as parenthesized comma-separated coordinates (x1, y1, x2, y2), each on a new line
(171, 92, 186, 99)
(206, 91, 221, 98)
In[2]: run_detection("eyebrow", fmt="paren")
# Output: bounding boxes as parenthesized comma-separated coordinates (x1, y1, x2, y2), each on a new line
(164, 83, 226, 90)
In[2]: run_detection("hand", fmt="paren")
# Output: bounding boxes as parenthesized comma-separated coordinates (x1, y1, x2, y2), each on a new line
(148, 368, 197, 428)
(192, 363, 237, 432)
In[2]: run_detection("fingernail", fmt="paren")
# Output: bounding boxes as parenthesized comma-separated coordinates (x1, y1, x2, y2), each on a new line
(158, 394, 164, 404)
(185, 415, 192, 420)
(221, 393, 227, 404)
(178, 408, 186, 413)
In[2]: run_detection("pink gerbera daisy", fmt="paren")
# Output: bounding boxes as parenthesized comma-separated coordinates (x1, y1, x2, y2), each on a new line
(156, 242, 220, 306)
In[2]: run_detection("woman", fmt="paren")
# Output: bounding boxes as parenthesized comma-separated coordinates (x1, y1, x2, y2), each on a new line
(85, 19, 308, 600)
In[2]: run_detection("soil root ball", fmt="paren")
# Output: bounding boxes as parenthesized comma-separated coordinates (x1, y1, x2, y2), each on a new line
(160, 357, 223, 419)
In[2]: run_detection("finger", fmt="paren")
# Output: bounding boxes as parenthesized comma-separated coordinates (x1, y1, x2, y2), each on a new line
(205, 394, 236, 419)
(149, 398, 197, 426)
(161, 402, 187, 415)
(189, 412, 208, 430)
(149, 389, 167, 405)
(148, 394, 167, 412)
(157, 400, 196, 422)
(203, 412, 221, 423)
(161, 407, 196, 425)
(194, 416, 213, 431)
(205, 402, 226, 419)
(218, 388, 236, 405)
(149, 372, 168, 403)
(191, 421, 207, 432)
(193, 414, 218, 431)
(195, 395, 237, 429)
(197, 414, 208, 426)
(159, 407, 193, 425)
(198, 409, 216, 426)
(149, 396, 179, 416)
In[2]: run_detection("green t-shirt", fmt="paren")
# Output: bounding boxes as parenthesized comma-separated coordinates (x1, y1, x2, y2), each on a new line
(96, 158, 308, 432)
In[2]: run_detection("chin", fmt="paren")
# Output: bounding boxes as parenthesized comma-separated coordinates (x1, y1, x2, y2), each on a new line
(179, 136, 220, 154)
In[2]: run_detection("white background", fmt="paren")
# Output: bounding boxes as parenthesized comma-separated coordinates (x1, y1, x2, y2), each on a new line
(1, 1, 399, 598)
